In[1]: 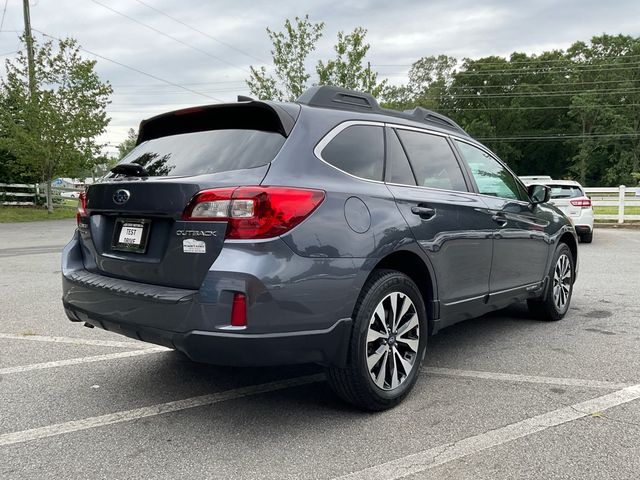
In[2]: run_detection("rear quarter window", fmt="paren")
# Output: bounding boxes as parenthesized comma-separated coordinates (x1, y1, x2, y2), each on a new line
(117, 129, 286, 177)
(320, 125, 384, 181)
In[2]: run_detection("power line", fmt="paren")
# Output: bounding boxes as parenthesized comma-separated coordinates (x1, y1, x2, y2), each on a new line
(440, 103, 640, 111)
(91, 0, 250, 75)
(477, 133, 640, 142)
(441, 87, 640, 100)
(373, 53, 640, 68)
(0, 0, 8, 32)
(132, 0, 269, 66)
(33, 29, 224, 102)
(378, 62, 640, 76)
(384, 65, 640, 77)
(446, 78, 640, 91)
(0, 49, 17, 56)
(112, 79, 245, 87)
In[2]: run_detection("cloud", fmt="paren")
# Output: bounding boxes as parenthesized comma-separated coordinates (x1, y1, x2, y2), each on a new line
(0, 0, 638, 154)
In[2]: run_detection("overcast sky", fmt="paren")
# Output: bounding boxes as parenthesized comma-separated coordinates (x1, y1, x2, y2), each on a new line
(1, 0, 638, 154)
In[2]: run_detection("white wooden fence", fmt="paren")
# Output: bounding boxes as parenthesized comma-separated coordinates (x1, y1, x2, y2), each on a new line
(2, 182, 639, 223)
(584, 186, 640, 224)
(0, 183, 82, 206)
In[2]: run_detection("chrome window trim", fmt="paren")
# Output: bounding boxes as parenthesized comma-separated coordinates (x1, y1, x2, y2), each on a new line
(313, 120, 473, 195)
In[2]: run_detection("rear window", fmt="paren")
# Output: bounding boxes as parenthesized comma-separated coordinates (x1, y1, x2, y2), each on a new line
(116, 129, 285, 177)
(549, 185, 584, 199)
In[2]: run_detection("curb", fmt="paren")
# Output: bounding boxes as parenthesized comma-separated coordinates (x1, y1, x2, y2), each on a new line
(594, 223, 640, 229)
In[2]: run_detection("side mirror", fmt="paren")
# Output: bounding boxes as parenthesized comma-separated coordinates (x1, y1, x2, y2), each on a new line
(528, 184, 550, 205)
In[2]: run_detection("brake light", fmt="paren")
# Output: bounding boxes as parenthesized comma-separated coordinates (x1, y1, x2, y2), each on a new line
(183, 186, 325, 239)
(570, 198, 592, 208)
(76, 192, 87, 225)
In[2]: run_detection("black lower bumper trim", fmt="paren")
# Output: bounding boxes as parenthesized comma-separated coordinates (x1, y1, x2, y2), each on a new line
(66, 303, 352, 367)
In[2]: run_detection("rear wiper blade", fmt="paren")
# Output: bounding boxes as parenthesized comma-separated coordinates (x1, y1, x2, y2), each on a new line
(110, 163, 149, 177)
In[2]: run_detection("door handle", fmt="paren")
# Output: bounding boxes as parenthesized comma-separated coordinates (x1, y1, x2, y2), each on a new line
(411, 205, 436, 219)
(491, 213, 508, 226)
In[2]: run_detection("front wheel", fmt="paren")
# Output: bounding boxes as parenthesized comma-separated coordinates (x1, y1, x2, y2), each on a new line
(326, 269, 428, 411)
(527, 243, 575, 321)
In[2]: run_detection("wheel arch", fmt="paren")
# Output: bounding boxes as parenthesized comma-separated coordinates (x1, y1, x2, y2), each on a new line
(368, 250, 437, 334)
(559, 231, 578, 283)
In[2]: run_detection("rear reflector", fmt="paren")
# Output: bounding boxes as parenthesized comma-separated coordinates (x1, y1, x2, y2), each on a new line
(570, 198, 592, 208)
(183, 186, 325, 239)
(230, 292, 247, 327)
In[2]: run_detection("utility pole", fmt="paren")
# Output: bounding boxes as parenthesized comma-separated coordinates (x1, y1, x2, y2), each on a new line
(22, 0, 36, 97)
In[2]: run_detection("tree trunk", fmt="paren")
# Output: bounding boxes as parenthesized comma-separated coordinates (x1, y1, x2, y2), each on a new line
(46, 180, 53, 214)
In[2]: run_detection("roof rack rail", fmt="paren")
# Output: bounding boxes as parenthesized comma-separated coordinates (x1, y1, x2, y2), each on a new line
(296, 86, 467, 136)
(297, 85, 378, 111)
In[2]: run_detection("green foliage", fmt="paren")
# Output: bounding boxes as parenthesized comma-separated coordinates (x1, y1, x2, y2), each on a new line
(316, 27, 386, 97)
(117, 128, 138, 159)
(382, 34, 640, 186)
(247, 15, 324, 101)
(0, 36, 112, 210)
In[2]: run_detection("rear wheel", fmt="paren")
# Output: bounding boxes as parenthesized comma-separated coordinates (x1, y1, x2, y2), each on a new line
(580, 230, 593, 243)
(527, 243, 574, 321)
(326, 270, 427, 411)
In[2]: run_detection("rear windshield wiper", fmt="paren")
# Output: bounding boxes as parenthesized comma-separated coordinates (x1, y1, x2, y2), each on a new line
(110, 163, 150, 177)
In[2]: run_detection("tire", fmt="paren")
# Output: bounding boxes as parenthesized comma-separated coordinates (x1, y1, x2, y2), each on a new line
(326, 269, 428, 411)
(527, 243, 575, 321)
(580, 230, 593, 243)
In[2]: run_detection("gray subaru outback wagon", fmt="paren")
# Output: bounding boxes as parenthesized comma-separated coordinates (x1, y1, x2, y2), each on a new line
(62, 86, 578, 410)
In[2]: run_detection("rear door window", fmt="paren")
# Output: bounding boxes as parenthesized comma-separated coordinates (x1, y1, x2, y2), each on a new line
(117, 129, 286, 177)
(385, 129, 417, 185)
(395, 129, 468, 191)
(320, 125, 384, 181)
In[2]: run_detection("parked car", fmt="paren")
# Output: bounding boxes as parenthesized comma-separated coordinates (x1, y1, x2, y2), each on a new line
(60, 191, 81, 199)
(520, 178, 594, 243)
(61, 86, 578, 410)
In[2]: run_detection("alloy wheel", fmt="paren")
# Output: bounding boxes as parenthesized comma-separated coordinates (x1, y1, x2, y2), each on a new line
(366, 292, 420, 391)
(552, 253, 572, 311)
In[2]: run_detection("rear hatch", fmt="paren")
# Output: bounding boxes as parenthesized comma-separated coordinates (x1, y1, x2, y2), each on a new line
(77, 101, 299, 289)
(547, 184, 588, 218)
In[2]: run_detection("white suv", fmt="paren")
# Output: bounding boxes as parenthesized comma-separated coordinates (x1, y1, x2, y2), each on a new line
(521, 177, 594, 243)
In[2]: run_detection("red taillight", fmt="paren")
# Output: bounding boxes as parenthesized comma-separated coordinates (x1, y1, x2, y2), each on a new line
(76, 192, 87, 225)
(570, 198, 592, 208)
(230, 292, 247, 327)
(182, 186, 325, 239)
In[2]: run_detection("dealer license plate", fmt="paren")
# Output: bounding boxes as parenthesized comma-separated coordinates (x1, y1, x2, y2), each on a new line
(112, 218, 150, 253)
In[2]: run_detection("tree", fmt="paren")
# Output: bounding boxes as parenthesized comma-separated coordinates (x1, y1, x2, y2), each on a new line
(0, 36, 112, 212)
(117, 128, 138, 159)
(316, 27, 386, 97)
(247, 15, 324, 101)
(1, 37, 112, 210)
(383, 55, 457, 111)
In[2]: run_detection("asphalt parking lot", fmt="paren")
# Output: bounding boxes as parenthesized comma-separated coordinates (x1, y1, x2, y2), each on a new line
(1, 220, 639, 479)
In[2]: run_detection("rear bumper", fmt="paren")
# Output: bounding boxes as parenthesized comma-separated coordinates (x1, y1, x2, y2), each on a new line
(61, 231, 359, 367)
(64, 301, 351, 367)
(574, 224, 592, 235)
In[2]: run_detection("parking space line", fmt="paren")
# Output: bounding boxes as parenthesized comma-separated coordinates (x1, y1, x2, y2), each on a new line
(0, 333, 151, 349)
(0, 374, 324, 447)
(334, 383, 640, 480)
(0, 347, 168, 375)
(423, 367, 630, 390)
